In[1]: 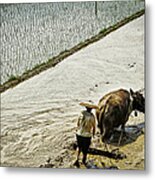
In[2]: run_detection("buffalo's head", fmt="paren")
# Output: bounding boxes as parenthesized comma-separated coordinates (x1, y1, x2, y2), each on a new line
(130, 88, 145, 113)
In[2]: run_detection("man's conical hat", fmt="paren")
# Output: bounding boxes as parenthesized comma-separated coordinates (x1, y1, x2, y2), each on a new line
(79, 102, 99, 109)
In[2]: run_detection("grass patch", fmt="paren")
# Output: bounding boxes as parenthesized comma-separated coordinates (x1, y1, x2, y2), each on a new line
(8, 75, 19, 82)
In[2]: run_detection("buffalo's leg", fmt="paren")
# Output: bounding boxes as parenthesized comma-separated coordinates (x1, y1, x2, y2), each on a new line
(101, 135, 109, 151)
(118, 124, 125, 146)
(104, 142, 110, 151)
(118, 125, 136, 146)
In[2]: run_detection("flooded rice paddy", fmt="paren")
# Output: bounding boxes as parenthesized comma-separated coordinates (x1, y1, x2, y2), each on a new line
(0, 1, 144, 84)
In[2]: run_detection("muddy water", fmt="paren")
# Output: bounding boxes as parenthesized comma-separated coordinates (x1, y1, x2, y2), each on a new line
(1, 16, 144, 169)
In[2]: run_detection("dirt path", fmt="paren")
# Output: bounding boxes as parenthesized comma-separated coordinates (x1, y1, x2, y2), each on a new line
(1, 16, 144, 169)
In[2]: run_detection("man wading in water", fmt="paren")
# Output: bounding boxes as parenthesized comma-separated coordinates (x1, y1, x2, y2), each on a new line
(74, 102, 98, 167)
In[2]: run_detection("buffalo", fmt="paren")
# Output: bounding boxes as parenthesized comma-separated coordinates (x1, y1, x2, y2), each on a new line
(96, 88, 145, 146)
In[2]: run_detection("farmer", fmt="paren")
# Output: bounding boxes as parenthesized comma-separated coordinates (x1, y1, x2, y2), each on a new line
(74, 102, 98, 167)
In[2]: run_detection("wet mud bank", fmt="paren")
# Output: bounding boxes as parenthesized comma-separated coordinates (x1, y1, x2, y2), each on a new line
(40, 117, 145, 170)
